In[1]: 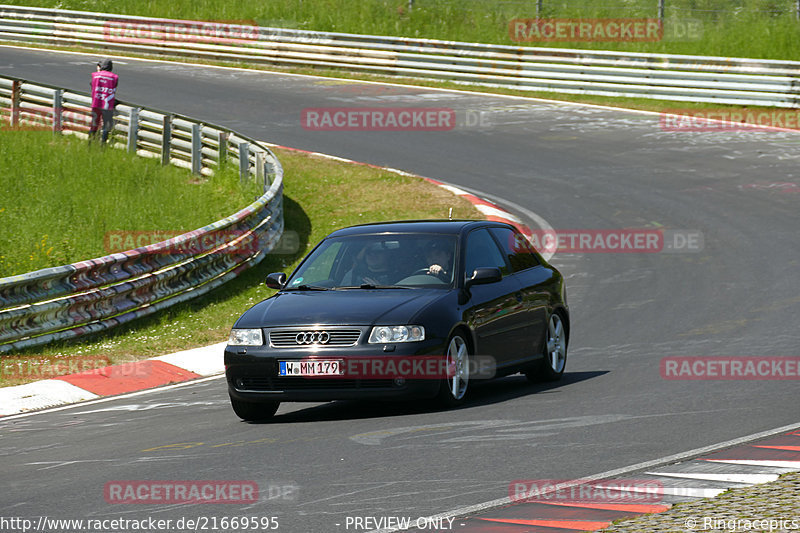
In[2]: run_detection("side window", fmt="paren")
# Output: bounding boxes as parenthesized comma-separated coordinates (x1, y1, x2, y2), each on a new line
(464, 228, 509, 278)
(489, 227, 541, 272)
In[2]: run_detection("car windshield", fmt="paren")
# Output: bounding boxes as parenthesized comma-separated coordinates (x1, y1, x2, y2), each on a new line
(285, 233, 458, 289)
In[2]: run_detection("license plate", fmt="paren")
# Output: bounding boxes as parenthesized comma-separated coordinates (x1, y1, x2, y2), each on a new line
(279, 360, 344, 377)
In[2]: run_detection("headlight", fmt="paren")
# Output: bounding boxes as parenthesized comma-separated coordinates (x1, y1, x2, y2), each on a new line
(368, 325, 425, 343)
(228, 328, 263, 346)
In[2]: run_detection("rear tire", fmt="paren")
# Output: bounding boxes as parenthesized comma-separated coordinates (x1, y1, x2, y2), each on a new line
(436, 333, 470, 407)
(526, 312, 567, 382)
(229, 395, 280, 421)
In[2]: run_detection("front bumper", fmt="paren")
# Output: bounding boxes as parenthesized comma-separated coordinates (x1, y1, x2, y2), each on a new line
(225, 334, 445, 402)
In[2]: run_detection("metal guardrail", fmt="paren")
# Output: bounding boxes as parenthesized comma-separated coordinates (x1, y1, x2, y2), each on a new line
(0, 74, 284, 353)
(1, 5, 799, 107)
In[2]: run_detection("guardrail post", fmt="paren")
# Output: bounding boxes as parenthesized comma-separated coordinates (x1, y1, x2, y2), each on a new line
(52, 89, 63, 134)
(161, 114, 172, 166)
(238, 142, 249, 182)
(218, 131, 228, 167)
(264, 155, 274, 187)
(658, 0, 665, 23)
(797, 0, 799, 20)
(11, 80, 21, 126)
(191, 123, 202, 175)
(256, 151, 265, 187)
(127, 107, 139, 153)
(536, 0, 542, 17)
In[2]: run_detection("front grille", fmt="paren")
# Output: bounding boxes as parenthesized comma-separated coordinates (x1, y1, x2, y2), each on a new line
(269, 328, 362, 348)
(235, 376, 396, 391)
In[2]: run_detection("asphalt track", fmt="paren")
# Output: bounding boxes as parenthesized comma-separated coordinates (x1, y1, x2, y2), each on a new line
(1, 47, 799, 533)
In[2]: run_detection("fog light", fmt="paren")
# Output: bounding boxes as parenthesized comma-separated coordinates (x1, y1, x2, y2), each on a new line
(393, 378, 405, 387)
(235, 378, 245, 388)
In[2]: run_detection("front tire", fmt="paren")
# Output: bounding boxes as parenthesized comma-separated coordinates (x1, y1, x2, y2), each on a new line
(526, 312, 567, 382)
(229, 394, 280, 421)
(436, 333, 470, 407)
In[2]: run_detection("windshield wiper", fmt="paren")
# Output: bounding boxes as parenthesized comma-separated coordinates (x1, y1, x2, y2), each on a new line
(337, 284, 410, 290)
(283, 284, 330, 291)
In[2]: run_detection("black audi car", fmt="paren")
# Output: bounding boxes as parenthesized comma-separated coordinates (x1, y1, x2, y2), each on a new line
(225, 220, 569, 420)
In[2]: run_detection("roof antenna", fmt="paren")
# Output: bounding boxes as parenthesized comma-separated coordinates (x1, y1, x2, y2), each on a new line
(448, 207, 453, 220)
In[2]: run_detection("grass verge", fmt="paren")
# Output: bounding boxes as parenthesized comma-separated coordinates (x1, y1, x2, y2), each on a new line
(0, 145, 482, 387)
(0, 128, 262, 277)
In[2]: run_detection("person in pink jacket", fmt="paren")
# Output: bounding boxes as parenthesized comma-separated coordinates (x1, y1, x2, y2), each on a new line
(89, 59, 118, 142)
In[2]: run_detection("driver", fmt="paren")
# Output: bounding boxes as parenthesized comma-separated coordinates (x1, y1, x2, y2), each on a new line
(423, 241, 453, 280)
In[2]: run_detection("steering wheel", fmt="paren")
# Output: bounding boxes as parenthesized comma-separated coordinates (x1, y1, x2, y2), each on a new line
(411, 267, 448, 278)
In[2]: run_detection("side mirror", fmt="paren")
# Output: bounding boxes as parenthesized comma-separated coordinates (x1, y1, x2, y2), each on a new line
(465, 267, 502, 290)
(266, 272, 287, 289)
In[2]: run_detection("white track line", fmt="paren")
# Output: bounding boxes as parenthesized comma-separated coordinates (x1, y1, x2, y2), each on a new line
(595, 485, 726, 498)
(645, 472, 779, 484)
(702, 459, 800, 469)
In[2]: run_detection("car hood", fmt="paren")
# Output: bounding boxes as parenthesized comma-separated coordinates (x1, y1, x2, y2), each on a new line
(235, 289, 449, 328)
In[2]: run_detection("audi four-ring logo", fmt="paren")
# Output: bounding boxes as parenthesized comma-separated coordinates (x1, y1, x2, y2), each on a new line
(295, 331, 331, 344)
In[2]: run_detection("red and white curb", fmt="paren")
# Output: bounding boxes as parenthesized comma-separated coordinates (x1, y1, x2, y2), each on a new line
(455, 429, 800, 532)
(1, 147, 530, 417)
(0, 342, 226, 416)
(371, 424, 800, 533)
